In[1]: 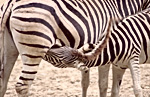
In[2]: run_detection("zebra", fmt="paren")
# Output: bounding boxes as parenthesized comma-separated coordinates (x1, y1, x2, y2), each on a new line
(0, 0, 150, 97)
(54, 8, 150, 97)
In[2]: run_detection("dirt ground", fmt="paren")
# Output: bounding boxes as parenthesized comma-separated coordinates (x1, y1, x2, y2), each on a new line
(4, 56, 150, 97)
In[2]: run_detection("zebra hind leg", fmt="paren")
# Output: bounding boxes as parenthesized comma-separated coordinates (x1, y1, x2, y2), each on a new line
(9, 15, 50, 96)
(98, 64, 110, 97)
(15, 53, 44, 97)
(111, 65, 125, 97)
(129, 57, 143, 97)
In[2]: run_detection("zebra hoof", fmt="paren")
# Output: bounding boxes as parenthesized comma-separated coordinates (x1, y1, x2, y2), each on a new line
(15, 83, 29, 97)
(78, 66, 89, 72)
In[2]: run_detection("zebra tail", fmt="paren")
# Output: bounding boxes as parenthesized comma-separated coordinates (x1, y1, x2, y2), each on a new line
(0, 0, 15, 79)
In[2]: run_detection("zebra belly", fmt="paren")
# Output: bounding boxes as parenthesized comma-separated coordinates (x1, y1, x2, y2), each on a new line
(112, 59, 130, 69)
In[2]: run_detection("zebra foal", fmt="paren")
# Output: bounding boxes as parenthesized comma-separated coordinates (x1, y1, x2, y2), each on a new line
(53, 8, 150, 97)
(1, 0, 150, 97)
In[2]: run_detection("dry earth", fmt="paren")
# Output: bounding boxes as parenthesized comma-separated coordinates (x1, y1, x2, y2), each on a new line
(4, 56, 150, 97)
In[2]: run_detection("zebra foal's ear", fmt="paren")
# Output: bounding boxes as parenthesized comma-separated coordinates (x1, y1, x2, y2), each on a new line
(78, 43, 96, 54)
(51, 39, 64, 49)
(51, 44, 62, 49)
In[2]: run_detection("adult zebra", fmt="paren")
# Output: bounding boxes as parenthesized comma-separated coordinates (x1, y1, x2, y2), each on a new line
(0, 0, 149, 97)
(60, 8, 150, 97)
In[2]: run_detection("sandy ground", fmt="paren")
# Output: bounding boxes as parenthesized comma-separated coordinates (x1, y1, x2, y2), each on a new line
(4, 56, 150, 97)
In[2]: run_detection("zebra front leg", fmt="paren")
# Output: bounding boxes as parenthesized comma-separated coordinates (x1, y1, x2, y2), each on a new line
(0, 28, 19, 97)
(111, 65, 125, 97)
(129, 58, 142, 97)
(81, 70, 90, 97)
(98, 64, 110, 97)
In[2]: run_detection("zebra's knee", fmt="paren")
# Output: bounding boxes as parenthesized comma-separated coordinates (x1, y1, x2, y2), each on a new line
(98, 80, 108, 93)
(99, 84, 108, 93)
(15, 82, 30, 97)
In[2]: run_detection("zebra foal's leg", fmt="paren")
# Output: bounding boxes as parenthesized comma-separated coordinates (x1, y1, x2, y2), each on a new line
(111, 65, 125, 97)
(129, 57, 142, 97)
(81, 70, 90, 97)
(0, 28, 19, 97)
(98, 64, 110, 97)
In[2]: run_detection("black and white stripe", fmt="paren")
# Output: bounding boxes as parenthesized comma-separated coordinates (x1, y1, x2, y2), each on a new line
(96, 8, 150, 96)
(70, 8, 150, 97)
(0, 0, 150, 97)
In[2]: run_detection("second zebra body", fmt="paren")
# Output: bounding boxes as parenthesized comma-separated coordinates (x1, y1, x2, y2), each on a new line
(49, 8, 150, 97)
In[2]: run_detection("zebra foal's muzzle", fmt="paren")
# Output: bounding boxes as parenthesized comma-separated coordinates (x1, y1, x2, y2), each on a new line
(72, 61, 89, 72)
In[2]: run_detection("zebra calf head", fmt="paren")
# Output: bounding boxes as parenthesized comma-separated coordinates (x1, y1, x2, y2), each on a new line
(47, 44, 91, 71)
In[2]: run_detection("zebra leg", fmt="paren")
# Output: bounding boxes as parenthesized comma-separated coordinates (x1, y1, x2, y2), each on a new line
(11, 36, 49, 96)
(98, 64, 110, 97)
(129, 58, 143, 97)
(111, 65, 125, 97)
(15, 53, 45, 97)
(0, 29, 19, 97)
(81, 70, 90, 97)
